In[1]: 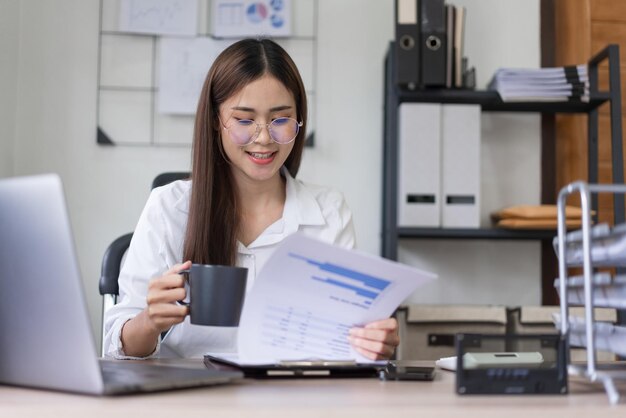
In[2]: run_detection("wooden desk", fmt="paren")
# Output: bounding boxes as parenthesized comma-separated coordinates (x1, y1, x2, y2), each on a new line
(1, 359, 625, 418)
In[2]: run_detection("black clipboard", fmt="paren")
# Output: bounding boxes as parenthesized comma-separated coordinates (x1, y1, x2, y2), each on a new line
(203, 354, 384, 379)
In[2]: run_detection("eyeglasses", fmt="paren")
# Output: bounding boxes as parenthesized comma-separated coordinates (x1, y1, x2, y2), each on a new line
(222, 117, 303, 146)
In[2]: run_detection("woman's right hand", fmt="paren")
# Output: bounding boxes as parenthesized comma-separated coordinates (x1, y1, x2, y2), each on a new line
(120, 261, 192, 357)
(144, 260, 192, 333)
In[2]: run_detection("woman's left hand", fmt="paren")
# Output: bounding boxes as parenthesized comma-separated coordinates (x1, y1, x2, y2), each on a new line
(348, 317, 399, 360)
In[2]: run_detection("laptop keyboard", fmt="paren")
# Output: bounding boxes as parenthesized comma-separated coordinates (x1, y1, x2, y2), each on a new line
(99, 360, 239, 393)
(101, 361, 162, 383)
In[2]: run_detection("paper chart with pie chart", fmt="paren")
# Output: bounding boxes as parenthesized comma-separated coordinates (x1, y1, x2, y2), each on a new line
(212, 0, 292, 38)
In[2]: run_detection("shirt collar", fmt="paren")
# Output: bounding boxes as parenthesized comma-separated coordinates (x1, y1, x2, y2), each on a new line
(245, 168, 325, 249)
(174, 167, 326, 225)
(179, 168, 326, 250)
(174, 167, 326, 252)
(283, 167, 326, 227)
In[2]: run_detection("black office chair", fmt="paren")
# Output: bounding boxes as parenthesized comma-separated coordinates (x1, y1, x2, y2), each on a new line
(99, 172, 189, 355)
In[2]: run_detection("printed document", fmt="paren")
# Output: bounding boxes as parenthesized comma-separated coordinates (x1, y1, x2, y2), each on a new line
(158, 37, 233, 114)
(222, 234, 437, 364)
(119, 0, 198, 36)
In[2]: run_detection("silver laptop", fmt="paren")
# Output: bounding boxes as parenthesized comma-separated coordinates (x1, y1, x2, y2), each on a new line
(0, 174, 242, 395)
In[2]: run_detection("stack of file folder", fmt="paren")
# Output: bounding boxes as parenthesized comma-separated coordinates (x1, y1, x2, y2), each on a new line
(487, 65, 589, 102)
(394, 0, 472, 90)
(491, 205, 588, 229)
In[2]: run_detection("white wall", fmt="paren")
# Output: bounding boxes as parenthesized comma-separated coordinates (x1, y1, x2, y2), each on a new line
(299, 0, 394, 255)
(0, 1, 19, 177)
(13, 0, 193, 342)
(8, 0, 542, 347)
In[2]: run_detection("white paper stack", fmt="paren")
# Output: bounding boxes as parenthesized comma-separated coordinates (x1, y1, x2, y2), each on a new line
(553, 222, 626, 267)
(488, 65, 589, 102)
(553, 314, 626, 357)
(554, 273, 626, 309)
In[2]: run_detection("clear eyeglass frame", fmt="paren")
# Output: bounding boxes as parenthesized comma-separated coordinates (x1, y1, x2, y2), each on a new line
(222, 117, 303, 146)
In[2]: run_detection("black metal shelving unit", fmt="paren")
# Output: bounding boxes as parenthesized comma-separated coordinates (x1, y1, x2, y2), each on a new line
(397, 227, 557, 240)
(382, 43, 623, 271)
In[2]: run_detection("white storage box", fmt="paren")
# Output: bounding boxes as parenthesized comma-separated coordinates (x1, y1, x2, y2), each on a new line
(396, 305, 507, 361)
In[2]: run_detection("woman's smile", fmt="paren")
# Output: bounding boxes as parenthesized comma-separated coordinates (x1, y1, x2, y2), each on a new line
(246, 150, 278, 165)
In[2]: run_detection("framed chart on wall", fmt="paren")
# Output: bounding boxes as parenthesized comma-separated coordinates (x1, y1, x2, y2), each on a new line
(96, 0, 318, 147)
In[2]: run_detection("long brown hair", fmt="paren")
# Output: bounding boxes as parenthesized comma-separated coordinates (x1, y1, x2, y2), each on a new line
(183, 39, 307, 266)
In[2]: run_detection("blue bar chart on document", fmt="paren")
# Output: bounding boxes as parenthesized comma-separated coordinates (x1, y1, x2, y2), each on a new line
(235, 234, 437, 363)
(264, 254, 394, 359)
(290, 252, 392, 309)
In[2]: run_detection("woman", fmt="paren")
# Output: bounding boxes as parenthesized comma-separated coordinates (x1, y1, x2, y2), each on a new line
(103, 38, 399, 360)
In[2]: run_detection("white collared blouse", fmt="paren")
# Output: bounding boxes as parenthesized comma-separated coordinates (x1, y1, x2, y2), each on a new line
(103, 171, 356, 359)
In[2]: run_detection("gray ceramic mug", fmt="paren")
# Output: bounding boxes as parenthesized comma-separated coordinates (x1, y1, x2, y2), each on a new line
(178, 264, 248, 326)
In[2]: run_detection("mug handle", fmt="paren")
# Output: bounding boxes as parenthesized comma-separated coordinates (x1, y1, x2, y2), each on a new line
(176, 268, 191, 307)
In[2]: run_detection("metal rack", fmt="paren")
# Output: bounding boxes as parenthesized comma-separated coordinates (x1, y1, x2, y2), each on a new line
(557, 182, 626, 405)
